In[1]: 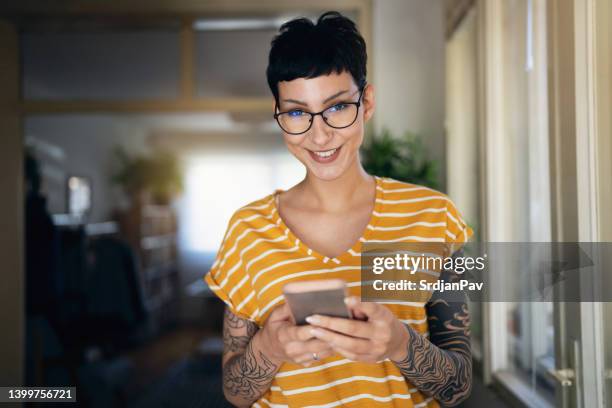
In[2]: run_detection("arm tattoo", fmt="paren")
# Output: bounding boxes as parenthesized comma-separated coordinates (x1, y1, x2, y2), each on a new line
(393, 248, 473, 406)
(223, 307, 258, 354)
(221, 307, 279, 405)
(223, 338, 278, 399)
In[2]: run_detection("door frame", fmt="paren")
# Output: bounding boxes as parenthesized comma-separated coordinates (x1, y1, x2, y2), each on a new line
(0, 20, 24, 386)
(548, 0, 611, 406)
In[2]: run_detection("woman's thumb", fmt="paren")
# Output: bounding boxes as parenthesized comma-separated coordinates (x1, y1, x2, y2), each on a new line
(270, 302, 293, 322)
(346, 296, 373, 321)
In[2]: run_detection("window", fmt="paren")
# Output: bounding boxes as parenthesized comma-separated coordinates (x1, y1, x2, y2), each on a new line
(180, 152, 304, 252)
(480, 0, 555, 404)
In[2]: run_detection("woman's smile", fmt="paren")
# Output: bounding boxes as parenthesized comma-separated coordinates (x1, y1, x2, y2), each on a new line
(307, 144, 343, 164)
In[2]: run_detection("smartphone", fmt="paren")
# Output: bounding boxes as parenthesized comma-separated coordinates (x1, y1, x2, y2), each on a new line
(282, 278, 353, 325)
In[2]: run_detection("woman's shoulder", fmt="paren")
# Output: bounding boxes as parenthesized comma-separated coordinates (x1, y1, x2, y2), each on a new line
(377, 176, 449, 202)
(227, 191, 278, 224)
(376, 176, 473, 246)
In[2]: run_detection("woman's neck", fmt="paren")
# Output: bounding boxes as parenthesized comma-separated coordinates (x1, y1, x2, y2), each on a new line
(299, 161, 374, 213)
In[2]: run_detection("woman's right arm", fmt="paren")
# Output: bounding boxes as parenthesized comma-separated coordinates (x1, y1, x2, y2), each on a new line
(222, 307, 281, 408)
(222, 303, 334, 407)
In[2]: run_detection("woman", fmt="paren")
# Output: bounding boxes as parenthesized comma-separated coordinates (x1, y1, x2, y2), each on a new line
(204, 11, 473, 408)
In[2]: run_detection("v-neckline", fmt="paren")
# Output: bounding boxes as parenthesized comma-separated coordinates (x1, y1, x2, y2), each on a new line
(271, 175, 384, 264)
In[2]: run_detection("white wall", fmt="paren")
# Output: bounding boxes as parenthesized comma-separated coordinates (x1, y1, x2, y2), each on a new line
(372, 0, 447, 190)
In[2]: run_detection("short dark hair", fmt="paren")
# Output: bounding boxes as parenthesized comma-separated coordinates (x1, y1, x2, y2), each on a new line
(266, 11, 367, 102)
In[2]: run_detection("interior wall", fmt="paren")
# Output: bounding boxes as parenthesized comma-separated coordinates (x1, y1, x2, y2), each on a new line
(372, 0, 447, 190)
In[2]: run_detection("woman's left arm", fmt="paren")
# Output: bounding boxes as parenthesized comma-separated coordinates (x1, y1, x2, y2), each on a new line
(391, 263, 472, 406)
(307, 249, 472, 406)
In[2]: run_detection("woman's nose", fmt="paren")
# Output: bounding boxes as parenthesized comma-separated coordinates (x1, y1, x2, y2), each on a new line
(308, 115, 333, 146)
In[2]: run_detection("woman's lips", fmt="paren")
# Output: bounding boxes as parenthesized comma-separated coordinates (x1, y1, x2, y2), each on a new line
(308, 145, 342, 164)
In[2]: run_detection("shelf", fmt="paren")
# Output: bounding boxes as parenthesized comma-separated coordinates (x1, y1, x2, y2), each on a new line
(145, 261, 178, 280)
(146, 287, 174, 312)
(118, 199, 179, 331)
(141, 234, 176, 250)
(142, 204, 175, 218)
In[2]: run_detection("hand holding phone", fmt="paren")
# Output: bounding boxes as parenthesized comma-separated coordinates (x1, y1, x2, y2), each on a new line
(258, 302, 335, 367)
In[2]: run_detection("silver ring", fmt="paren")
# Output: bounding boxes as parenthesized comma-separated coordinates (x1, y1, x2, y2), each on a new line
(312, 352, 319, 361)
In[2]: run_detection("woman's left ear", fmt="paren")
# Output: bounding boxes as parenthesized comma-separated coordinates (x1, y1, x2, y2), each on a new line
(362, 83, 375, 122)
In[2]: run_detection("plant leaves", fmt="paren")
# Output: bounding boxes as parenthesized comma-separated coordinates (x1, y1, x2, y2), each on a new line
(361, 128, 439, 189)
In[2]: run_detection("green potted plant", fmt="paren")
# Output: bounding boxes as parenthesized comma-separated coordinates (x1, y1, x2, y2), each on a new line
(111, 147, 183, 205)
(360, 128, 439, 190)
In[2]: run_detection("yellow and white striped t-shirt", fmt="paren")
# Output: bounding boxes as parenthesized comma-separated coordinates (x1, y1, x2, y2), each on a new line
(204, 175, 473, 408)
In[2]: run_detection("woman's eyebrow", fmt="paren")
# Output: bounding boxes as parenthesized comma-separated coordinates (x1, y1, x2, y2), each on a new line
(281, 89, 350, 107)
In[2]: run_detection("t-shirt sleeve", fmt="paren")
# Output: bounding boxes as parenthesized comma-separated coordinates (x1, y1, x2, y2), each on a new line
(203, 211, 259, 323)
(444, 197, 474, 256)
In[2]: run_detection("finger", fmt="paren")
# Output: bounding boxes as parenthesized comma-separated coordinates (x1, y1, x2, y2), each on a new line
(350, 307, 368, 321)
(304, 338, 335, 353)
(305, 314, 372, 339)
(295, 348, 335, 366)
(328, 344, 361, 361)
(295, 324, 319, 341)
(269, 302, 292, 322)
(285, 339, 331, 357)
(310, 327, 370, 354)
(284, 324, 318, 342)
(345, 296, 387, 320)
(295, 347, 335, 364)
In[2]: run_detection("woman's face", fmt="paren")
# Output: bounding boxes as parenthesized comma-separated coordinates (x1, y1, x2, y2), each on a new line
(276, 72, 375, 181)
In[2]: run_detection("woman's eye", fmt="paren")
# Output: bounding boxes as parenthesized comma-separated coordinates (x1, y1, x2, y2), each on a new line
(288, 110, 305, 118)
(329, 103, 348, 112)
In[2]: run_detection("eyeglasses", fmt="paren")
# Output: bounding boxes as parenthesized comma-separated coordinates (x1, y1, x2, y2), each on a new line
(274, 87, 365, 135)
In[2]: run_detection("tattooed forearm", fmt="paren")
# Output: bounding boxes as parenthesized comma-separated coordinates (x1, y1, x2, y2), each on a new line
(223, 338, 279, 400)
(223, 308, 258, 354)
(427, 299, 470, 353)
(392, 248, 472, 406)
(221, 307, 279, 407)
(394, 323, 472, 406)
